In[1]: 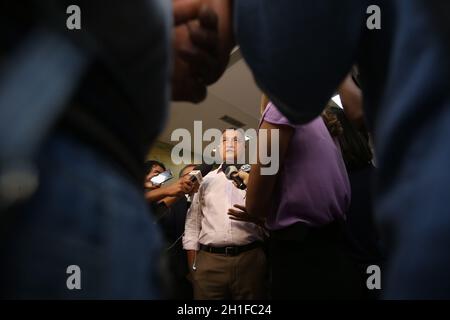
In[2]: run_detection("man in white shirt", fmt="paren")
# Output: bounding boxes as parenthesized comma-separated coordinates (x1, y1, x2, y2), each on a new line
(183, 129, 267, 300)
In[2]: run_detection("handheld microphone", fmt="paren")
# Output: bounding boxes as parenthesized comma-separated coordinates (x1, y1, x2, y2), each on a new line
(154, 163, 214, 219)
(223, 164, 247, 190)
(189, 163, 214, 183)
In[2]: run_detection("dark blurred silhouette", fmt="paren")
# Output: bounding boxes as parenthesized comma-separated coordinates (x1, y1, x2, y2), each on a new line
(0, 0, 227, 299)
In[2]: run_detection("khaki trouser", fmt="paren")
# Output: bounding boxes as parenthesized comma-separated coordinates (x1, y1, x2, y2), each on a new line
(189, 247, 268, 300)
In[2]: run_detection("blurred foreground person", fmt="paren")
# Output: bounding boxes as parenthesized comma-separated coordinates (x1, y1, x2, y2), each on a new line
(210, 0, 450, 299)
(0, 0, 231, 299)
(324, 105, 383, 299)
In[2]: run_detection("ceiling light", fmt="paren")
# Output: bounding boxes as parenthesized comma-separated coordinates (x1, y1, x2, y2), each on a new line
(332, 95, 343, 109)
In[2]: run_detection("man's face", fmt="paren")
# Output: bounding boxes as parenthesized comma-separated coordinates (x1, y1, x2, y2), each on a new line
(220, 130, 244, 162)
(145, 165, 165, 189)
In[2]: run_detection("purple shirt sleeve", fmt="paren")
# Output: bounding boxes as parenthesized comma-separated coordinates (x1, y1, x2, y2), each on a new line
(261, 102, 295, 128)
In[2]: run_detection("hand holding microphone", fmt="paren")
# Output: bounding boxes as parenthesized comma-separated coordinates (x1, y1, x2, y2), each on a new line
(153, 163, 213, 215)
(186, 163, 213, 195)
(235, 171, 249, 187)
(167, 175, 195, 197)
(223, 164, 251, 190)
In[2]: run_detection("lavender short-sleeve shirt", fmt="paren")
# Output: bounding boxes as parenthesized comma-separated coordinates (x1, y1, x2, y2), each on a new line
(262, 103, 351, 230)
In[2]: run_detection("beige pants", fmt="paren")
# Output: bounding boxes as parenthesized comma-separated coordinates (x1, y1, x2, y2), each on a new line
(189, 247, 268, 300)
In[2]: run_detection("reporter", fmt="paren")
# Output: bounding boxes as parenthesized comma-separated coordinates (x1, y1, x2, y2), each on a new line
(143, 159, 200, 206)
(159, 164, 199, 299)
(144, 160, 167, 191)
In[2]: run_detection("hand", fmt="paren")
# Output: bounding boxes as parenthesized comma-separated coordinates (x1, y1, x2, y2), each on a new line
(144, 178, 161, 191)
(190, 181, 200, 195)
(172, 0, 205, 99)
(144, 181, 158, 190)
(184, 0, 234, 84)
(172, 23, 208, 102)
(232, 171, 249, 188)
(172, 1, 218, 102)
(186, 250, 197, 273)
(173, 0, 201, 25)
(172, 0, 233, 103)
(167, 176, 194, 197)
(228, 204, 265, 227)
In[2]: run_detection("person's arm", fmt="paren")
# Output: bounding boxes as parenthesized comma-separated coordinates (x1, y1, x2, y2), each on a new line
(159, 196, 179, 207)
(338, 73, 365, 129)
(159, 180, 199, 207)
(145, 177, 193, 203)
(183, 186, 203, 270)
(172, 0, 234, 102)
(145, 187, 170, 203)
(245, 120, 293, 218)
(172, 0, 209, 102)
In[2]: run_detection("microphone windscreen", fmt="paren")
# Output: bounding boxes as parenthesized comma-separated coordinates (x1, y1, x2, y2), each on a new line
(224, 165, 238, 180)
(196, 163, 214, 177)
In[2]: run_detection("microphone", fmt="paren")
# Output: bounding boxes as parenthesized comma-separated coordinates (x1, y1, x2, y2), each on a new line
(222, 164, 248, 190)
(189, 163, 214, 183)
(154, 163, 214, 219)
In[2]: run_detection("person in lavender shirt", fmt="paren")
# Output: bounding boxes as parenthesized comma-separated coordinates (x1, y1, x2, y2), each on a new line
(230, 99, 362, 299)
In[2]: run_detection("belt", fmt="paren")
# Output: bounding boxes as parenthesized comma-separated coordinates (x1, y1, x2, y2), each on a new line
(199, 242, 262, 256)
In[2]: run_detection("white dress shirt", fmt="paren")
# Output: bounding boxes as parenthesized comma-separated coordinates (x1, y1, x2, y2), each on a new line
(183, 167, 265, 250)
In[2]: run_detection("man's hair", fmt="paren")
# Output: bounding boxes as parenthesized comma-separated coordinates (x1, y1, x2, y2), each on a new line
(221, 128, 245, 139)
(221, 128, 238, 133)
(179, 164, 197, 178)
(144, 160, 166, 175)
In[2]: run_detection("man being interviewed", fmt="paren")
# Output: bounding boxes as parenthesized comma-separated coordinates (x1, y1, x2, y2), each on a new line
(183, 129, 267, 300)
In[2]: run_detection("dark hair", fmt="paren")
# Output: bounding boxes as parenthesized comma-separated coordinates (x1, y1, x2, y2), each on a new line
(221, 128, 245, 139)
(221, 128, 238, 133)
(179, 164, 197, 178)
(144, 160, 166, 175)
(322, 108, 343, 137)
(323, 106, 373, 172)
